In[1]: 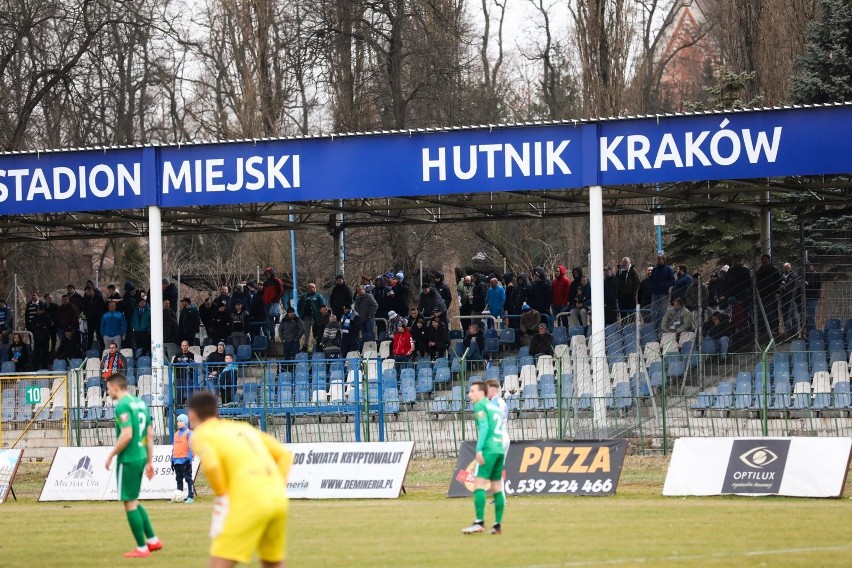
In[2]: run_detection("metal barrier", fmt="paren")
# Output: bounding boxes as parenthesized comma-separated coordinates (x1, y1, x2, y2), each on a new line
(0, 372, 69, 459)
(451, 314, 500, 331)
(10, 334, 847, 458)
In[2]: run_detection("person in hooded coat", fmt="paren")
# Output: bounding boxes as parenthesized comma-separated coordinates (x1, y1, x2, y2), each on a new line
(528, 267, 551, 324)
(550, 265, 571, 325)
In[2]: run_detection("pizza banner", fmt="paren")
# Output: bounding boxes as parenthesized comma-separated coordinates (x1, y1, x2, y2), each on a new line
(448, 439, 628, 497)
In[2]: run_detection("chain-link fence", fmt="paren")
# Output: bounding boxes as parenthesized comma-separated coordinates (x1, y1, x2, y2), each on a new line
(5, 337, 850, 461)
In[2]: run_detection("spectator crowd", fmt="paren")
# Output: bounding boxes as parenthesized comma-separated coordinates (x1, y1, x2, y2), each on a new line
(0, 255, 824, 371)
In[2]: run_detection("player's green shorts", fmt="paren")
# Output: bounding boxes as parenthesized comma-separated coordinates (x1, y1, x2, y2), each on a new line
(474, 451, 505, 481)
(116, 459, 146, 501)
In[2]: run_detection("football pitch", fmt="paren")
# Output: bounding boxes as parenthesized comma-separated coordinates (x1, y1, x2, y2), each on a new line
(2, 457, 851, 567)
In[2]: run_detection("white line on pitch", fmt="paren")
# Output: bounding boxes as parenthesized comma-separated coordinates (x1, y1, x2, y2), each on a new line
(513, 545, 852, 568)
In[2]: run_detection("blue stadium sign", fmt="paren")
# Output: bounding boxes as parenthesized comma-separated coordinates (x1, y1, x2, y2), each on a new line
(0, 105, 850, 216)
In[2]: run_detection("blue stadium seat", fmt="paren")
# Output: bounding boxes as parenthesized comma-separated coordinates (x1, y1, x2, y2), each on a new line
(295, 371, 309, 388)
(827, 329, 844, 343)
(251, 335, 268, 356)
(295, 352, 309, 362)
(434, 357, 449, 369)
(484, 337, 500, 357)
(770, 380, 791, 410)
(449, 329, 463, 340)
(640, 324, 657, 346)
(384, 388, 400, 413)
(701, 337, 718, 355)
(236, 344, 252, 362)
(551, 326, 568, 346)
(382, 368, 398, 390)
(401, 384, 416, 404)
(833, 382, 851, 409)
(52, 359, 68, 372)
(790, 384, 810, 410)
(520, 384, 539, 411)
(450, 386, 463, 412)
(416, 369, 433, 394)
(506, 394, 520, 412)
(690, 392, 710, 411)
(295, 387, 310, 405)
(648, 361, 663, 388)
(734, 376, 752, 410)
(278, 383, 293, 405)
(773, 352, 789, 376)
(610, 382, 632, 411)
(561, 374, 574, 398)
(518, 346, 530, 358)
(400, 369, 415, 392)
(538, 374, 555, 395)
(243, 383, 259, 406)
(825, 318, 842, 331)
(483, 328, 498, 340)
(810, 352, 828, 374)
(711, 382, 734, 410)
(664, 353, 685, 379)
(499, 328, 516, 349)
(485, 363, 501, 380)
(631, 372, 651, 398)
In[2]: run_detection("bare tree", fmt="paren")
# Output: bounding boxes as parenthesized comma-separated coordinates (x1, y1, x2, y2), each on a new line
(569, 0, 634, 116)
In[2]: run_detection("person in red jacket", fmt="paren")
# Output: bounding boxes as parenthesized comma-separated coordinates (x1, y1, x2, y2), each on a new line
(551, 265, 571, 326)
(262, 267, 285, 340)
(391, 320, 414, 365)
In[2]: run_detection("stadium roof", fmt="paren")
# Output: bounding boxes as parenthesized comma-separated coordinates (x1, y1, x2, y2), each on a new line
(0, 103, 850, 243)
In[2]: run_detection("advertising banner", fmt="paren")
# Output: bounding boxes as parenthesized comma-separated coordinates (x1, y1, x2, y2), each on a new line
(4, 105, 852, 216)
(286, 442, 414, 499)
(39, 445, 200, 502)
(0, 449, 23, 503)
(448, 440, 628, 497)
(663, 437, 852, 498)
(0, 147, 150, 215)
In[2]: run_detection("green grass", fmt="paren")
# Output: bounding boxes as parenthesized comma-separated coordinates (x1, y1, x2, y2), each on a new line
(1, 457, 851, 567)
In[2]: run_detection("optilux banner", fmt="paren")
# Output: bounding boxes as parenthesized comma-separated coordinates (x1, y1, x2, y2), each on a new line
(39, 445, 200, 502)
(663, 437, 852, 498)
(286, 442, 414, 499)
(448, 440, 628, 497)
(0, 449, 23, 504)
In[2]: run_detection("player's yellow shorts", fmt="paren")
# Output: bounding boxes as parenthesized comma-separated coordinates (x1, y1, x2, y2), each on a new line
(211, 497, 289, 564)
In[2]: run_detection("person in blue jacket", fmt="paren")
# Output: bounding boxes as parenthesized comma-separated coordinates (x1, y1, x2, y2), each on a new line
(171, 413, 195, 503)
(101, 301, 128, 350)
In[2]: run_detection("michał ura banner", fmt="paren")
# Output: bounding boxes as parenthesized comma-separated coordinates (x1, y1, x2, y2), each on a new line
(448, 439, 628, 497)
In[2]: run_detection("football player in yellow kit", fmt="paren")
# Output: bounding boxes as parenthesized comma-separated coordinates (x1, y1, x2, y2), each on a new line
(188, 391, 292, 567)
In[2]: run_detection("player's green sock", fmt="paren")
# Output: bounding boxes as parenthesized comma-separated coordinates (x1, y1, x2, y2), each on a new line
(474, 489, 486, 522)
(494, 491, 505, 523)
(125, 509, 146, 547)
(137, 504, 155, 539)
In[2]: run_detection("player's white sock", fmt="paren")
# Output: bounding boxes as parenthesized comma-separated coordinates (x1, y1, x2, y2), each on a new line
(136, 546, 148, 552)
(146, 537, 159, 545)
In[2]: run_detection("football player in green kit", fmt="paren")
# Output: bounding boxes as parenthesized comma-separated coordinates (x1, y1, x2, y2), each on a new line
(462, 381, 506, 535)
(104, 373, 163, 558)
